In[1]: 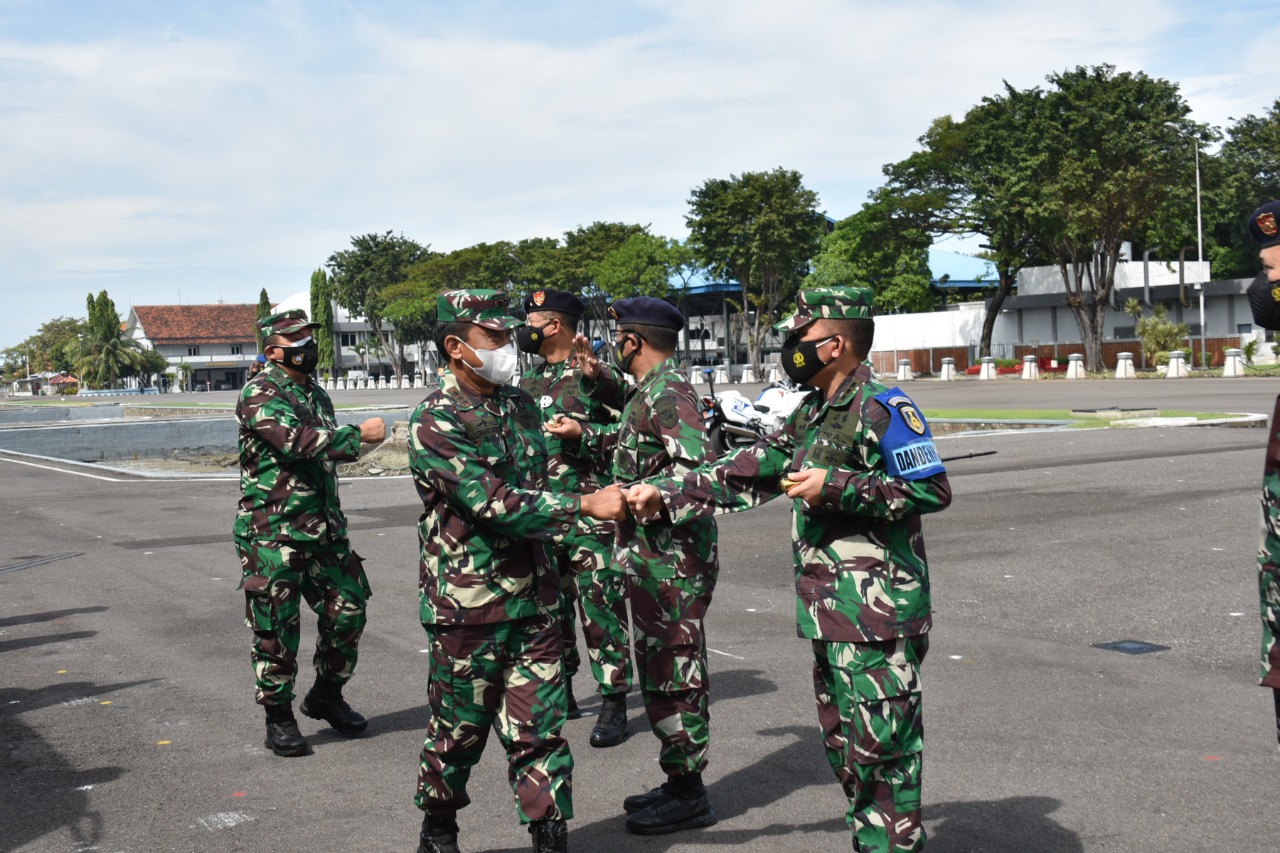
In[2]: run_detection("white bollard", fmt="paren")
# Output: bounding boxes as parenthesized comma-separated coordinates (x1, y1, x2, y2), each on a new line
(713, 367, 729, 385)
(1165, 350, 1189, 379)
(1065, 353, 1085, 379)
(1223, 348, 1245, 378)
(740, 367, 756, 383)
(896, 359, 914, 382)
(1114, 352, 1136, 379)
(939, 357, 957, 381)
(1021, 355, 1040, 380)
(978, 357, 997, 381)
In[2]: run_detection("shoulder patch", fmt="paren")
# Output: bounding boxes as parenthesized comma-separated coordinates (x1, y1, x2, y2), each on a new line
(872, 387, 945, 480)
(654, 397, 681, 429)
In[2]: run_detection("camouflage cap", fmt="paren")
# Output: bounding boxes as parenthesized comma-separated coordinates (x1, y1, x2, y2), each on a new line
(1248, 201, 1280, 250)
(773, 286, 875, 332)
(258, 308, 319, 337)
(437, 289, 521, 330)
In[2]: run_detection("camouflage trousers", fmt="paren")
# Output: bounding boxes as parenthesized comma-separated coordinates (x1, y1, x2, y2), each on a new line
(813, 635, 928, 853)
(557, 533, 633, 696)
(629, 572, 716, 778)
(1259, 463, 1280, 692)
(234, 537, 370, 706)
(417, 614, 574, 824)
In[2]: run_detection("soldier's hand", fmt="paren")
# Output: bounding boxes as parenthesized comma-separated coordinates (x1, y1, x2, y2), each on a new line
(571, 333, 602, 379)
(783, 467, 826, 505)
(626, 484, 665, 522)
(580, 485, 627, 521)
(544, 413, 583, 439)
(358, 417, 387, 444)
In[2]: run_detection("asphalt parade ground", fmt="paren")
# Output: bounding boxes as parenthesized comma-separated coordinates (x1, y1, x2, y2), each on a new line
(3, 377, 1280, 852)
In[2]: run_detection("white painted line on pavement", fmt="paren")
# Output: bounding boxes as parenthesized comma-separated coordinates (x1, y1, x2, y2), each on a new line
(0, 456, 122, 481)
(707, 648, 745, 660)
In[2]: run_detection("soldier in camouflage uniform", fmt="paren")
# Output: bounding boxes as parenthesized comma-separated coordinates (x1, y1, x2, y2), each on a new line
(410, 289, 627, 853)
(545, 296, 720, 836)
(233, 308, 387, 757)
(628, 287, 953, 852)
(1245, 200, 1280, 747)
(517, 288, 634, 747)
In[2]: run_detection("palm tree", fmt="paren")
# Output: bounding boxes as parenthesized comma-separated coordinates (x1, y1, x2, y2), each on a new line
(72, 291, 146, 389)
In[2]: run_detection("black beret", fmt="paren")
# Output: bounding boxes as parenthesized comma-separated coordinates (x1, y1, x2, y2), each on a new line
(608, 296, 684, 331)
(1249, 201, 1280, 249)
(523, 289, 584, 318)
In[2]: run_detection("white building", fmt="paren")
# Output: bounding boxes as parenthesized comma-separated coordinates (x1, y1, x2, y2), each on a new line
(126, 304, 259, 391)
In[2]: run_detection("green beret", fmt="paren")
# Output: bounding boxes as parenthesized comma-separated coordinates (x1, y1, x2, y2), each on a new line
(437, 289, 521, 330)
(773, 286, 874, 332)
(258, 309, 319, 337)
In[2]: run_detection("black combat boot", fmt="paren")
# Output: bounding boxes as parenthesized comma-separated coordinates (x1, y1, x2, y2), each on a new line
(588, 695, 628, 748)
(417, 813, 461, 853)
(623, 781, 674, 814)
(624, 773, 716, 836)
(263, 703, 308, 757)
(563, 677, 583, 720)
(529, 819, 568, 852)
(300, 678, 368, 736)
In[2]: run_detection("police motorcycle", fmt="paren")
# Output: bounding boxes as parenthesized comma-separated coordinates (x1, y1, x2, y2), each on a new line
(700, 367, 810, 454)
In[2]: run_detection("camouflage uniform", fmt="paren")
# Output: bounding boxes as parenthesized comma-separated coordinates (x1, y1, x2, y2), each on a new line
(581, 354, 719, 778)
(521, 355, 633, 698)
(410, 290, 580, 826)
(1245, 202, 1280, 743)
(648, 287, 952, 853)
(233, 319, 369, 708)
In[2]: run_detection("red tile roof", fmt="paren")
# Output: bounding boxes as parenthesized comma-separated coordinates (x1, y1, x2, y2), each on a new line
(133, 304, 259, 344)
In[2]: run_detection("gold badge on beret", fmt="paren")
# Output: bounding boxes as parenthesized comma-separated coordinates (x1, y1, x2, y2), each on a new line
(533, 291, 545, 306)
(608, 306, 619, 320)
(1259, 212, 1278, 237)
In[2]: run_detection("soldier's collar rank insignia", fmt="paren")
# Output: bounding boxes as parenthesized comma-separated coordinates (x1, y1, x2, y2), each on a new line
(1259, 212, 1279, 237)
(1272, 285, 1280, 304)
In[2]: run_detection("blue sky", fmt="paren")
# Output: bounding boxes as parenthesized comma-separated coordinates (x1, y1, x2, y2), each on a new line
(1, 0, 1276, 348)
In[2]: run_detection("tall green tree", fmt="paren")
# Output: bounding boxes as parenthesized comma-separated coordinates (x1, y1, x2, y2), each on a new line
(2, 316, 86, 379)
(592, 233, 683, 300)
(73, 291, 144, 389)
(686, 168, 825, 377)
(1205, 98, 1280, 279)
(383, 243, 495, 365)
(878, 83, 1051, 355)
(1033, 65, 1204, 370)
(559, 222, 649, 332)
(309, 269, 335, 376)
(327, 231, 430, 383)
(813, 189, 935, 314)
(255, 288, 272, 350)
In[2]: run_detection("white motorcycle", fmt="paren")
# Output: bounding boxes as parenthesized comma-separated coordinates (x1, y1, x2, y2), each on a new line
(700, 368, 810, 454)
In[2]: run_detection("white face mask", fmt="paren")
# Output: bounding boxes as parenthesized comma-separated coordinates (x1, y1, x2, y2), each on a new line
(462, 341, 518, 385)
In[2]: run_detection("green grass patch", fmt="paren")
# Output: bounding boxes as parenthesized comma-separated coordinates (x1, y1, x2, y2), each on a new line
(929, 408, 1238, 429)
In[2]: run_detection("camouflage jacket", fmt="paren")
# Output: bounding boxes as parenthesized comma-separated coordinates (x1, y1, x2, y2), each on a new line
(409, 370, 581, 626)
(234, 362, 361, 542)
(518, 357, 620, 494)
(650, 363, 951, 642)
(580, 356, 718, 581)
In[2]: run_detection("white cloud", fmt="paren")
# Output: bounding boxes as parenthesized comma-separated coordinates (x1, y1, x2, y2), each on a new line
(0, 0, 1276, 348)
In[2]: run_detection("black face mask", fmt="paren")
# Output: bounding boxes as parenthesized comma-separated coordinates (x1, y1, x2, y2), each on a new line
(270, 339, 320, 375)
(611, 333, 641, 375)
(516, 322, 552, 355)
(781, 333, 837, 386)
